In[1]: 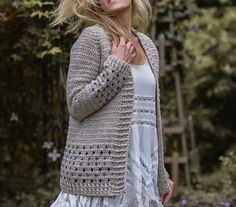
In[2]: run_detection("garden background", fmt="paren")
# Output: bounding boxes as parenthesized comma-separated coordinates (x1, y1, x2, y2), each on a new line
(0, 0, 235, 206)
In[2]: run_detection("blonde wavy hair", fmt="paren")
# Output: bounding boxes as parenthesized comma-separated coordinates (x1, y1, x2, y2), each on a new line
(49, 0, 153, 63)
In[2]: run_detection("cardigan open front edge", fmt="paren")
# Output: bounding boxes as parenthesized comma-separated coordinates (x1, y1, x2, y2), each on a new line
(59, 24, 171, 197)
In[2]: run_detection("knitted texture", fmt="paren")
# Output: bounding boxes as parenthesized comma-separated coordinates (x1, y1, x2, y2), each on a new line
(60, 24, 171, 197)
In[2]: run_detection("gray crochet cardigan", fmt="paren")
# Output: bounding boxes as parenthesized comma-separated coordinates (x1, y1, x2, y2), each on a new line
(60, 24, 171, 197)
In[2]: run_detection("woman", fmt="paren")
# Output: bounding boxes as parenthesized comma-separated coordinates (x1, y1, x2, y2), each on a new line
(49, 0, 174, 206)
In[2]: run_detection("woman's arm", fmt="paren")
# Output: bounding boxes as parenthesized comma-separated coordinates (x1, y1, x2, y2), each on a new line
(66, 27, 131, 122)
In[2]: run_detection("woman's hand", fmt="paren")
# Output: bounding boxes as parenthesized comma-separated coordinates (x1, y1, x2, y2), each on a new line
(160, 178, 174, 206)
(111, 36, 136, 64)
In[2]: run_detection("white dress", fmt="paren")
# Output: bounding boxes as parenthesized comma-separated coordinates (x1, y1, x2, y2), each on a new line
(50, 62, 164, 207)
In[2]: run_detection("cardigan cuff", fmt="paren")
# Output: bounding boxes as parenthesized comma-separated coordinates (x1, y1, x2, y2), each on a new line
(103, 54, 131, 77)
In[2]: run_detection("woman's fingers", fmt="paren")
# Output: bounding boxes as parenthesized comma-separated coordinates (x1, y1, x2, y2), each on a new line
(161, 178, 175, 205)
(112, 40, 116, 49)
(163, 191, 173, 205)
(125, 41, 132, 57)
(119, 36, 126, 47)
(111, 36, 136, 63)
(126, 41, 131, 49)
(130, 45, 134, 51)
(130, 51, 136, 58)
(126, 51, 136, 63)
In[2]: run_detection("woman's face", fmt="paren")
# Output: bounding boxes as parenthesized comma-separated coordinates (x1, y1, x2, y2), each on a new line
(99, 0, 132, 16)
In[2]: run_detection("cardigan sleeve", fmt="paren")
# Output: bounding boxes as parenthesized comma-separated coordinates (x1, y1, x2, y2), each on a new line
(164, 167, 170, 179)
(66, 27, 131, 122)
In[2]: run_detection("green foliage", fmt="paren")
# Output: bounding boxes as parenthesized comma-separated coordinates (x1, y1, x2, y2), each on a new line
(182, 2, 236, 171)
(0, 169, 60, 207)
(169, 147, 236, 206)
(0, 0, 72, 202)
(155, 0, 236, 172)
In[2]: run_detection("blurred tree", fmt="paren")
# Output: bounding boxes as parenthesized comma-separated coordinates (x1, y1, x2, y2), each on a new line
(0, 0, 72, 197)
(153, 0, 236, 173)
(182, 0, 236, 173)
